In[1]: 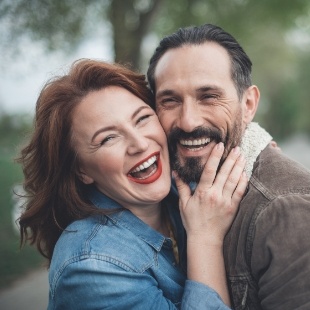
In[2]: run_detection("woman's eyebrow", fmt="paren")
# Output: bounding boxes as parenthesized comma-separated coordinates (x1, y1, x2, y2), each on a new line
(91, 106, 150, 142)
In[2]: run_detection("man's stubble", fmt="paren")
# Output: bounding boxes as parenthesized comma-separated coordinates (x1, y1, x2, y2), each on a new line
(168, 108, 243, 184)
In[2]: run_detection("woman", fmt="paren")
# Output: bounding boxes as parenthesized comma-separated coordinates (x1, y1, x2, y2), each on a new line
(18, 59, 247, 309)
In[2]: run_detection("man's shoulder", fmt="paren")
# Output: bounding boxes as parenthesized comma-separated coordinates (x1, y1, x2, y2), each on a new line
(234, 144, 310, 234)
(252, 144, 310, 196)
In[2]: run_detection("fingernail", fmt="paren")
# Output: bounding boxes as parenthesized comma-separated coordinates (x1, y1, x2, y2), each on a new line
(233, 146, 240, 154)
(239, 154, 245, 162)
(217, 142, 224, 150)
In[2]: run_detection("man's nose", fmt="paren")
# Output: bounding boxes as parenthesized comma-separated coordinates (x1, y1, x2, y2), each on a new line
(127, 130, 149, 155)
(178, 101, 204, 133)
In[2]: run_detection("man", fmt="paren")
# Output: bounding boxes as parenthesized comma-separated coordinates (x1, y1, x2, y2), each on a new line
(147, 24, 310, 309)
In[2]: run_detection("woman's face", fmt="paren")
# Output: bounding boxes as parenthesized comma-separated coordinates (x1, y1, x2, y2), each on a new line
(72, 86, 171, 212)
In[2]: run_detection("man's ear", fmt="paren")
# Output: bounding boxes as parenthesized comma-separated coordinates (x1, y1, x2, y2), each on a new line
(78, 169, 94, 185)
(243, 85, 260, 125)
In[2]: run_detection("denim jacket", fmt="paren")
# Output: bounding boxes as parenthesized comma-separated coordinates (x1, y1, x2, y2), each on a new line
(48, 187, 229, 310)
(224, 145, 310, 309)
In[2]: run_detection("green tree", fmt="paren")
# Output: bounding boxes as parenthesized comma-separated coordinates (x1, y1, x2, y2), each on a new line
(0, 112, 43, 288)
(0, 0, 164, 70)
(1, 0, 310, 139)
(1, 0, 309, 70)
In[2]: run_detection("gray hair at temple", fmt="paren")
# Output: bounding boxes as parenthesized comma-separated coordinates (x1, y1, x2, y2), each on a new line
(147, 23, 252, 100)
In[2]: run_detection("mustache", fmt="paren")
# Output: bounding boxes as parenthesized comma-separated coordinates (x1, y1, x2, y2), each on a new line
(167, 126, 224, 144)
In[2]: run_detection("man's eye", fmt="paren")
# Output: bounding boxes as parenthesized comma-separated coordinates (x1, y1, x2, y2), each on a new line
(158, 98, 180, 108)
(162, 98, 177, 103)
(201, 94, 218, 101)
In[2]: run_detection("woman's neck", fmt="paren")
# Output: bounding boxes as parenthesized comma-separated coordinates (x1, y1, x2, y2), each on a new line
(128, 203, 169, 236)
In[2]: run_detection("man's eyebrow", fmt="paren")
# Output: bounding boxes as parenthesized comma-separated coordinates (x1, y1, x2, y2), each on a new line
(156, 89, 176, 99)
(91, 106, 150, 143)
(196, 85, 224, 93)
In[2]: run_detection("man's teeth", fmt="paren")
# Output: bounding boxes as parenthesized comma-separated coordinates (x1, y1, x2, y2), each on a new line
(179, 138, 211, 146)
(131, 155, 157, 173)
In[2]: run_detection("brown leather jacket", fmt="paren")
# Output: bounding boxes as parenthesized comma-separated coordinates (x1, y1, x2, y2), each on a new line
(224, 144, 310, 309)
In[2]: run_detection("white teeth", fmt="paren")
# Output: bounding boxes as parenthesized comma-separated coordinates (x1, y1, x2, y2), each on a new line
(180, 138, 211, 146)
(131, 155, 157, 173)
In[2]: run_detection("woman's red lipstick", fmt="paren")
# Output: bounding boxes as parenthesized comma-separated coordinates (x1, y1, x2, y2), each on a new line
(127, 152, 162, 184)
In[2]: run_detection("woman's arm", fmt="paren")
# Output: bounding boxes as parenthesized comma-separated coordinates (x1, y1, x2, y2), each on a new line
(49, 257, 230, 310)
(175, 142, 248, 306)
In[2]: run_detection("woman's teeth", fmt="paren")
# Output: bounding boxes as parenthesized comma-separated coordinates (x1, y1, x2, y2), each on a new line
(130, 155, 157, 173)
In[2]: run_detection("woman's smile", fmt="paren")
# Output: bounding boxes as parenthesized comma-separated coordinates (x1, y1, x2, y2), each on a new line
(127, 152, 162, 184)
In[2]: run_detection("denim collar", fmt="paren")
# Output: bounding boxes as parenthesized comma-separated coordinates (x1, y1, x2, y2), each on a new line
(88, 186, 167, 252)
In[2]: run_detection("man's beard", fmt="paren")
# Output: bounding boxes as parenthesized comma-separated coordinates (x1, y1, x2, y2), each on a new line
(168, 113, 243, 184)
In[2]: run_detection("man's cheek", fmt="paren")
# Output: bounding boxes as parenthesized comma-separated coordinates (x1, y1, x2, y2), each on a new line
(157, 113, 174, 133)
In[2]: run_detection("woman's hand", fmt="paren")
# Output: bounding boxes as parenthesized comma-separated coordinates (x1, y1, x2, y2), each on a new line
(174, 142, 248, 246)
(174, 142, 248, 306)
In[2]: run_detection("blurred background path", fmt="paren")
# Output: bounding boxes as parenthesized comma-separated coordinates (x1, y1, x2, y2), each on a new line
(0, 268, 48, 310)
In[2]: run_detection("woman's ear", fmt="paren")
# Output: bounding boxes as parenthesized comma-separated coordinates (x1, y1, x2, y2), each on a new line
(78, 170, 94, 185)
(243, 85, 260, 125)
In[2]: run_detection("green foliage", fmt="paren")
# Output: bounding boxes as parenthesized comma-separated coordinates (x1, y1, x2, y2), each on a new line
(0, 113, 43, 289)
(1, 1, 310, 139)
(259, 81, 300, 141)
(152, 0, 310, 141)
(296, 54, 310, 136)
(0, 0, 108, 51)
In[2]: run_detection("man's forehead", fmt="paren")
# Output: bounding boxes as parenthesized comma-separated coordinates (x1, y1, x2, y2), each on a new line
(154, 43, 232, 94)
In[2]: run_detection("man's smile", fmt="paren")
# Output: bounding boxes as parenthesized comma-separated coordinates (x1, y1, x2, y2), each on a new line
(179, 137, 211, 151)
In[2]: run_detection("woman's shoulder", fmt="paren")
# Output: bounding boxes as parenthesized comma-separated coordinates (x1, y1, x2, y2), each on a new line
(50, 214, 157, 276)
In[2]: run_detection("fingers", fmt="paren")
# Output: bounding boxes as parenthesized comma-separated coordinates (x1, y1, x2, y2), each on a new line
(212, 146, 242, 191)
(221, 151, 246, 198)
(195, 142, 224, 193)
(231, 171, 248, 207)
(173, 171, 191, 207)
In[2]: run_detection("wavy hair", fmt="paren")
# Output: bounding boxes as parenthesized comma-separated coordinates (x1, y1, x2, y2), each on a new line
(17, 59, 154, 264)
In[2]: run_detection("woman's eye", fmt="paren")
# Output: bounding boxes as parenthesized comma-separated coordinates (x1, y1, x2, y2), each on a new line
(100, 136, 114, 145)
(137, 114, 151, 124)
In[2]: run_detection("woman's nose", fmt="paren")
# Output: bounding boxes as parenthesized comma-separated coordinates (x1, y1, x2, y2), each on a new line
(127, 131, 149, 155)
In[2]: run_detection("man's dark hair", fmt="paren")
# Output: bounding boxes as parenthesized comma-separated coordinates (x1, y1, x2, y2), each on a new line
(147, 23, 252, 99)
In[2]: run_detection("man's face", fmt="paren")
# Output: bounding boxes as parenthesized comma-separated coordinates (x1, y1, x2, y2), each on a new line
(154, 42, 247, 184)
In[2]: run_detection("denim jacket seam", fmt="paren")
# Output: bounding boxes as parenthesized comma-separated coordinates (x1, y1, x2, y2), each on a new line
(119, 219, 165, 252)
(50, 252, 155, 298)
(82, 222, 103, 253)
(50, 252, 89, 298)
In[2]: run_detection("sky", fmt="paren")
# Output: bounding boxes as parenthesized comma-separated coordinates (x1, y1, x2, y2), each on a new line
(0, 36, 113, 115)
